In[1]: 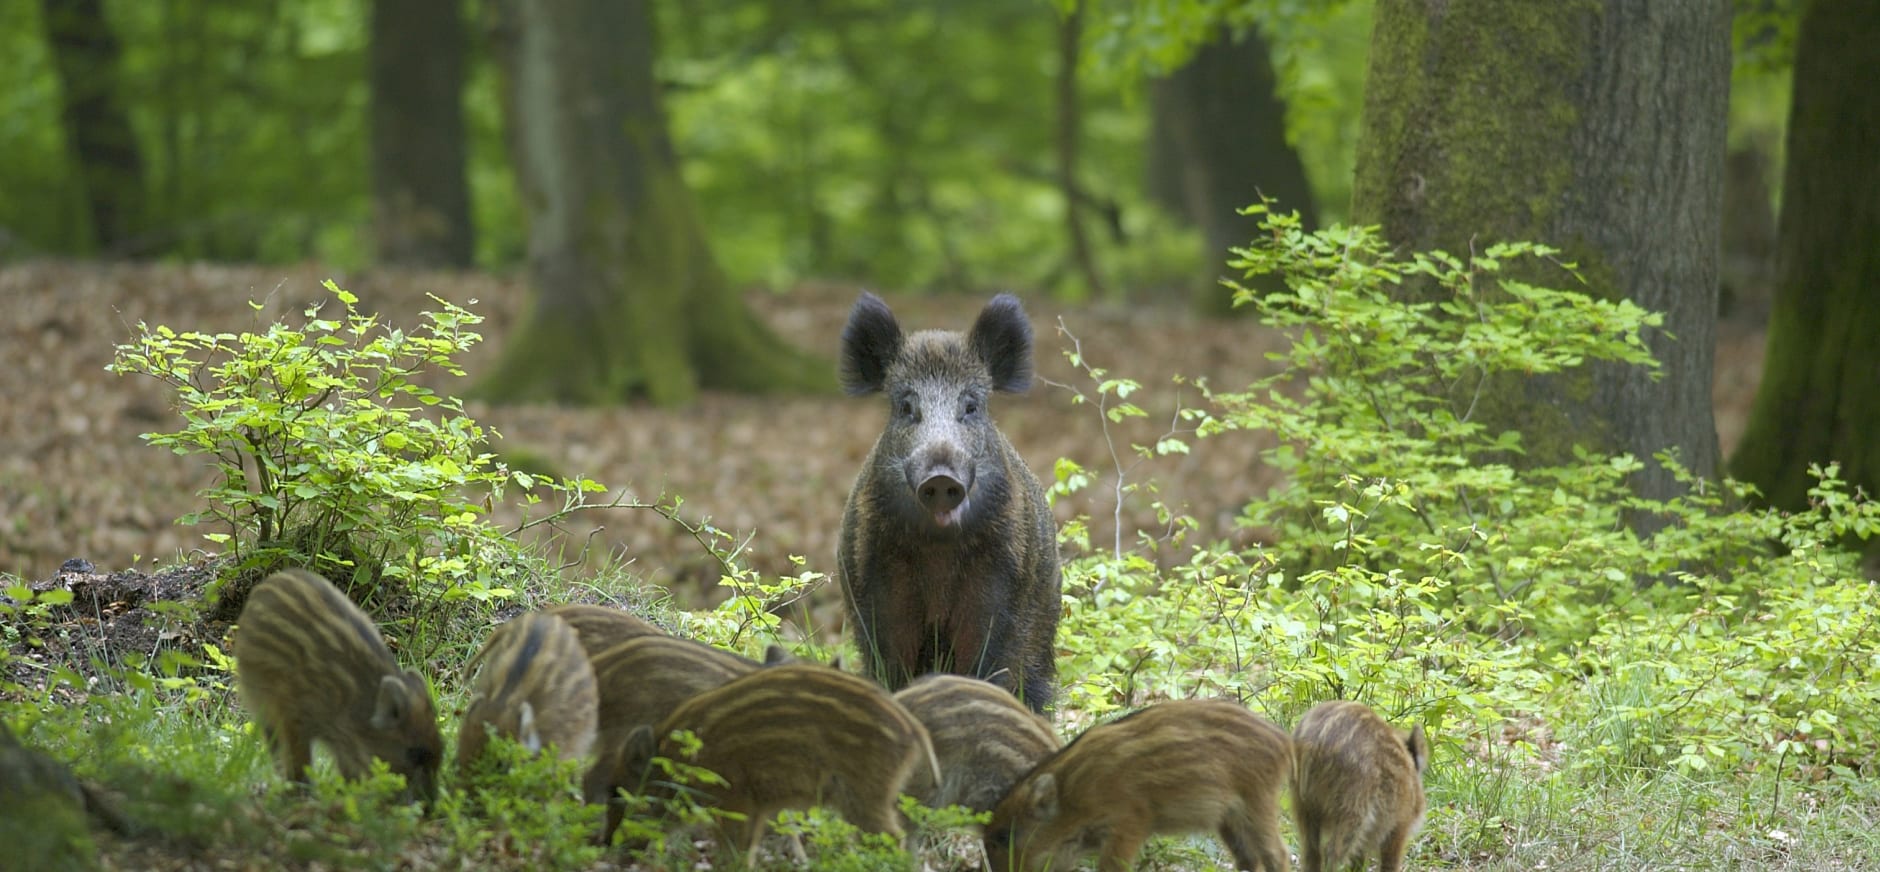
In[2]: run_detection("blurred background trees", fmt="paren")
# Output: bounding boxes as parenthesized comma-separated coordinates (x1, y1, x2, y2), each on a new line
(1730, 0, 1879, 517)
(478, 0, 829, 404)
(4, 0, 1872, 524)
(367, 0, 473, 268)
(0, 0, 1376, 298)
(38, 0, 146, 255)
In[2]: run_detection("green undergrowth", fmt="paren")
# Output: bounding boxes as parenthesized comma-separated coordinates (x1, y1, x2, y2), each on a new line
(6, 213, 1880, 869)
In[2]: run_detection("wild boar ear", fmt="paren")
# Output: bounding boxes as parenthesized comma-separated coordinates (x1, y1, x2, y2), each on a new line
(762, 644, 794, 666)
(371, 674, 412, 731)
(518, 701, 543, 755)
(1028, 772, 1059, 822)
(840, 292, 902, 396)
(969, 293, 1034, 393)
(1406, 724, 1430, 775)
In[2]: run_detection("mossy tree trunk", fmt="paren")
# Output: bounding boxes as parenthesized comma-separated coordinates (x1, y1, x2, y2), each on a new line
(40, 0, 146, 255)
(1149, 25, 1319, 315)
(1730, 0, 1880, 514)
(482, 0, 832, 406)
(1351, 0, 1729, 522)
(367, 0, 474, 268)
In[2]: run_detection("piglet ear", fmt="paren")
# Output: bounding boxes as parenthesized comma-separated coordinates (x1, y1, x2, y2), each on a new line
(840, 292, 903, 396)
(371, 674, 412, 731)
(969, 293, 1034, 393)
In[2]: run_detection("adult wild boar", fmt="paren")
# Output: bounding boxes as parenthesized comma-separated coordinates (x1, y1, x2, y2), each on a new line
(837, 291, 1060, 713)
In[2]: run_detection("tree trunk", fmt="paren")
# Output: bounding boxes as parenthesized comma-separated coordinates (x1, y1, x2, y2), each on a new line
(1056, 4, 1105, 298)
(1717, 146, 1777, 322)
(1351, 0, 1729, 522)
(1730, 0, 1880, 516)
(1149, 25, 1319, 315)
(40, 0, 146, 255)
(482, 0, 830, 406)
(368, 0, 475, 268)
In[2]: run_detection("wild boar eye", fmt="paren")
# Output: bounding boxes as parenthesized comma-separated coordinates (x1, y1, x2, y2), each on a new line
(897, 397, 917, 419)
(962, 398, 979, 416)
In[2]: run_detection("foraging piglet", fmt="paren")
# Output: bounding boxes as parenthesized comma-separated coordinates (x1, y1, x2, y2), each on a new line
(1291, 700, 1430, 872)
(984, 698, 1292, 872)
(582, 634, 766, 842)
(893, 673, 1060, 813)
(234, 569, 442, 803)
(456, 612, 599, 774)
(609, 663, 938, 862)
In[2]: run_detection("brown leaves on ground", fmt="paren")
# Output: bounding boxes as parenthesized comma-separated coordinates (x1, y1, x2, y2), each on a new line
(0, 262, 1766, 616)
(0, 263, 1284, 600)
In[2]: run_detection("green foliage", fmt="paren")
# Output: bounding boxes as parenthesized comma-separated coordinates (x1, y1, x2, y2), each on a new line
(1206, 207, 1667, 631)
(1, 584, 76, 681)
(443, 737, 606, 869)
(1077, 0, 1373, 221)
(0, 1, 371, 261)
(1, 0, 1371, 291)
(1076, 0, 1348, 77)
(607, 727, 756, 866)
(1053, 210, 1879, 810)
(106, 285, 575, 614)
(768, 807, 914, 871)
(1733, 0, 1800, 76)
(659, 0, 1200, 295)
(1048, 317, 1197, 560)
(0, 1, 88, 253)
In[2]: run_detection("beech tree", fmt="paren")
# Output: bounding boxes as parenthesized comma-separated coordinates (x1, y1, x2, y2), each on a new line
(1148, 24, 1318, 314)
(481, 0, 829, 406)
(1731, 0, 1880, 516)
(39, 0, 145, 254)
(367, 0, 474, 268)
(1351, 0, 1731, 518)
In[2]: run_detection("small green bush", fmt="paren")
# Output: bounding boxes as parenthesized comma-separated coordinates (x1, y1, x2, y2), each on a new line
(107, 284, 565, 615)
(1052, 208, 1878, 799)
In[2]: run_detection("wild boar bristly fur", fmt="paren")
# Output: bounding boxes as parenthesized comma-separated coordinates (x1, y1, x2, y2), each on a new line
(1291, 700, 1430, 872)
(541, 603, 666, 661)
(838, 292, 1062, 713)
(610, 663, 939, 863)
(984, 698, 1292, 872)
(234, 569, 443, 804)
(456, 612, 599, 774)
(894, 674, 1060, 813)
(583, 635, 766, 843)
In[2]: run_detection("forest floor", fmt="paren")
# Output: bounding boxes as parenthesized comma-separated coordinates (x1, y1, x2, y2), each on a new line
(0, 258, 1776, 712)
(0, 260, 1771, 602)
(2, 261, 1839, 872)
